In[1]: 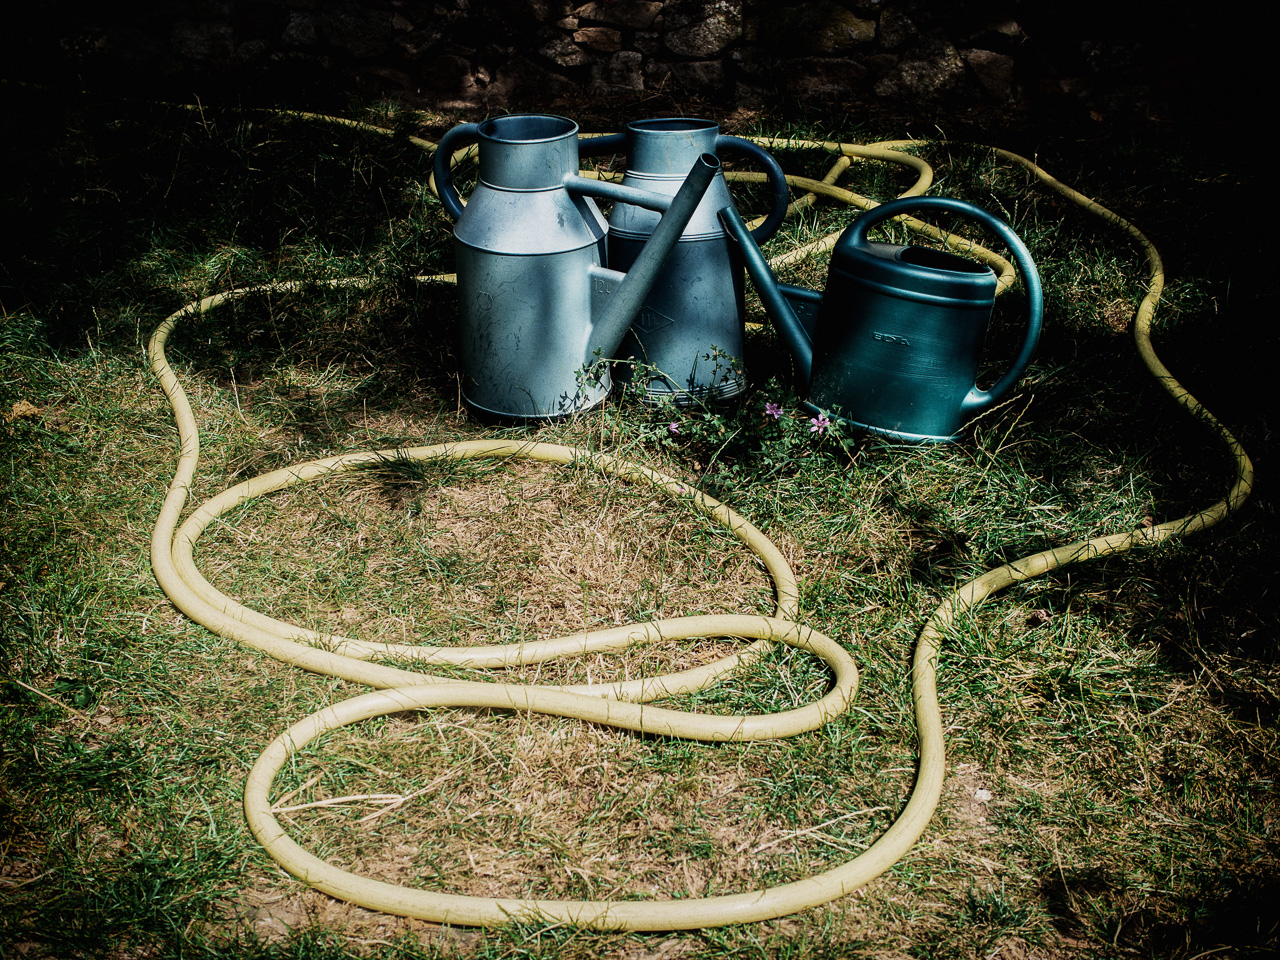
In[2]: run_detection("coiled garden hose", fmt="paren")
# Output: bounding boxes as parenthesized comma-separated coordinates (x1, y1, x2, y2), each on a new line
(147, 126, 1252, 930)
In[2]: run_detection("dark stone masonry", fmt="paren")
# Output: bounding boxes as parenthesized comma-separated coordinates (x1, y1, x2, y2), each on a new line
(4, 1, 1247, 124)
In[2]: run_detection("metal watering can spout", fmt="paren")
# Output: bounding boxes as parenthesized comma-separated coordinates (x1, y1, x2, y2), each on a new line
(432, 114, 719, 420)
(720, 196, 1044, 442)
(580, 152, 722, 363)
(579, 119, 790, 405)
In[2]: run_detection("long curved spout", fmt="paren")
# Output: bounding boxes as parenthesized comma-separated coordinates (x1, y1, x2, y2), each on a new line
(585, 153, 720, 359)
(717, 207, 814, 389)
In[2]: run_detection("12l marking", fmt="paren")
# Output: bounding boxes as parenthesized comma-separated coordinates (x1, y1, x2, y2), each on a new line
(873, 332, 911, 346)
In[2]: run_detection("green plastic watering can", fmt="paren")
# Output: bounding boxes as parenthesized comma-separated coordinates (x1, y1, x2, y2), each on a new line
(720, 196, 1044, 442)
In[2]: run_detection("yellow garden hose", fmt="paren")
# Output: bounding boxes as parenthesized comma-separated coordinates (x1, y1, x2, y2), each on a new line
(147, 125, 1251, 930)
(735, 137, 1015, 286)
(740, 135, 1253, 740)
(577, 130, 1015, 284)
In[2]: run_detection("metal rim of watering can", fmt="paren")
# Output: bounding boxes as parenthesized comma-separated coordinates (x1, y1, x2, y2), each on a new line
(434, 114, 583, 220)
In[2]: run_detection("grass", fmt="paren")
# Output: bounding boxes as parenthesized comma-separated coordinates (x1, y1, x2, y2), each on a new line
(1, 85, 1275, 959)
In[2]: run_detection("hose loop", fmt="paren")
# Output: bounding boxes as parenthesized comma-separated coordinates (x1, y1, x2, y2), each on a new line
(148, 127, 1251, 930)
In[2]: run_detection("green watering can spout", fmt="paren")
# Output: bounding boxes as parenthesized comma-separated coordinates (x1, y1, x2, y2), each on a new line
(720, 196, 1043, 442)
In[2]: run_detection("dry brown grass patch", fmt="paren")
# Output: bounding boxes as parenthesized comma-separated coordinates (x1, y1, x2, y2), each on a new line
(198, 455, 775, 684)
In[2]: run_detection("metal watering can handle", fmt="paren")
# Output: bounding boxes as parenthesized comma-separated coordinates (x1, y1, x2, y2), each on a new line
(434, 126, 696, 218)
(577, 132, 626, 157)
(715, 135, 789, 244)
(578, 132, 789, 243)
(432, 122, 480, 221)
(848, 196, 1044, 417)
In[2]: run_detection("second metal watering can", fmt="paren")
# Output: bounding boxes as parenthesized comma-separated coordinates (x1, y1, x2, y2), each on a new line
(581, 119, 790, 406)
(720, 195, 1044, 442)
(433, 114, 719, 420)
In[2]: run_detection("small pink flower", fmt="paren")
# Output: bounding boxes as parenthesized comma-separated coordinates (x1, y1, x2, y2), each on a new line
(765, 402, 783, 419)
(809, 414, 831, 434)
(668, 421, 681, 435)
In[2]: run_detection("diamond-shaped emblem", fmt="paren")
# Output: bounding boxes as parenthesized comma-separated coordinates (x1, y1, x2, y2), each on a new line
(633, 307, 675, 334)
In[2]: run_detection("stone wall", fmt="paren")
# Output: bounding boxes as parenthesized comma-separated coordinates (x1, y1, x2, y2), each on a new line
(7, 0, 1233, 122)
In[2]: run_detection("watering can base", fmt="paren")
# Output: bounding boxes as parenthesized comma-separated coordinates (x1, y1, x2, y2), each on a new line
(630, 375, 748, 408)
(461, 376, 612, 423)
(462, 395, 609, 424)
(801, 401, 960, 444)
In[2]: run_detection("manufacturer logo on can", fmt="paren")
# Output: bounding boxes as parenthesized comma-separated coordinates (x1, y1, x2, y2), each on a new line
(634, 307, 675, 334)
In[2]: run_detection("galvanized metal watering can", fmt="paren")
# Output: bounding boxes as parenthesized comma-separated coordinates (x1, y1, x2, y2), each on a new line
(433, 114, 719, 420)
(580, 119, 789, 405)
(720, 195, 1044, 442)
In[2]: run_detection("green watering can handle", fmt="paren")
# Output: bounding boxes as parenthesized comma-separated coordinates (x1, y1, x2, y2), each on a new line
(847, 196, 1044, 417)
(715, 135, 790, 244)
